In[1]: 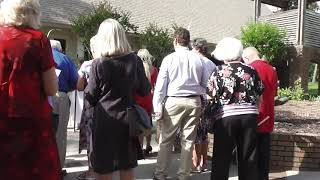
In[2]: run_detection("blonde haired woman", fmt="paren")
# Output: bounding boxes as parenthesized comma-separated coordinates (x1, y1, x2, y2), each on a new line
(135, 49, 158, 156)
(86, 19, 151, 180)
(0, 0, 60, 179)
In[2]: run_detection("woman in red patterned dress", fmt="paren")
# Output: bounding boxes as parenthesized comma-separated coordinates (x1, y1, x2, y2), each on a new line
(0, 0, 61, 179)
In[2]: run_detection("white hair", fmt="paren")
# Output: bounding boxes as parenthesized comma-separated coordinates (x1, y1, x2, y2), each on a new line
(211, 37, 243, 63)
(95, 18, 132, 57)
(50, 40, 62, 52)
(90, 35, 99, 58)
(137, 49, 154, 82)
(0, 0, 41, 29)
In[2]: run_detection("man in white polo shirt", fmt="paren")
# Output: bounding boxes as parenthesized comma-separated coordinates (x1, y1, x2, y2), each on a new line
(153, 28, 210, 180)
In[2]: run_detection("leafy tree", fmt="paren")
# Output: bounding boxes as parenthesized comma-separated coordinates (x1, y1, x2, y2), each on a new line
(70, 1, 137, 59)
(240, 22, 287, 66)
(139, 23, 174, 67)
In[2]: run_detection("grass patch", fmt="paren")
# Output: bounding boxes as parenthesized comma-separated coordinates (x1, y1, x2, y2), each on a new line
(308, 82, 319, 96)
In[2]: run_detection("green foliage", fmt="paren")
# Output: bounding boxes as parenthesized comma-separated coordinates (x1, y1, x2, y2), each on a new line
(140, 23, 174, 67)
(70, 1, 137, 59)
(308, 82, 319, 96)
(278, 80, 318, 101)
(241, 22, 287, 66)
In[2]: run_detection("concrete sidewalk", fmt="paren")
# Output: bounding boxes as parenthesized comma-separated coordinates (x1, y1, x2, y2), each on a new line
(63, 130, 320, 180)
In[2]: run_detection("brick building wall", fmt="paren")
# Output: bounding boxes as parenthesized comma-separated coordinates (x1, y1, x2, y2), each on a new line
(208, 132, 320, 171)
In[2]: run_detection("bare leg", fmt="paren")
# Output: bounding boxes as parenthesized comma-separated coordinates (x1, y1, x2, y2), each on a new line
(200, 140, 209, 170)
(120, 168, 134, 180)
(192, 144, 201, 169)
(146, 134, 152, 147)
(139, 135, 144, 149)
(87, 167, 95, 177)
(96, 173, 112, 180)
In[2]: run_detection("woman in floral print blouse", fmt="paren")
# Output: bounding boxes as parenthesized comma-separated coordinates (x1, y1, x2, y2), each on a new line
(208, 37, 264, 180)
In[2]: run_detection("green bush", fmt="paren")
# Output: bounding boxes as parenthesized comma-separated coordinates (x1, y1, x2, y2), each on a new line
(241, 22, 287, 66)
(139, 23, 174, 67)
(70, 1, 137, 59)
(278, 80, 317, 101)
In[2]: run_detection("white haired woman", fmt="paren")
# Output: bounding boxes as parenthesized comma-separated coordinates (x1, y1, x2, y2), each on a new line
(77, 35, 98, 180)
(85, 19, 151, 180)
(0, 0, 61, 179)
(135, 49, 158, 156)
(207, 37, 264, 180)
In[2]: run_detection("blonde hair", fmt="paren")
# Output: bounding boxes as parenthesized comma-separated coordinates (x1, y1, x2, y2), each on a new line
(137, 49, 154, 82)
(90, 35, 99, 58)
(95, 18, 132, 57)
(0, 0, 41, 29)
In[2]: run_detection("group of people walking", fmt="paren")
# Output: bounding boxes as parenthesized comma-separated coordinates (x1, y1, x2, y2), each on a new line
(0, 0, 278, 180)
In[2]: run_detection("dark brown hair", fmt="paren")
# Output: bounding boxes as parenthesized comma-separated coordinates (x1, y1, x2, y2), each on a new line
(173, 28, 190, 47)
(191, 38, 208, 55)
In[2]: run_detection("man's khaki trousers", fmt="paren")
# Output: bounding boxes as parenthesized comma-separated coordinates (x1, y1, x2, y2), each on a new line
(52, 92, 70, 168)
(154, 96, 202, 180)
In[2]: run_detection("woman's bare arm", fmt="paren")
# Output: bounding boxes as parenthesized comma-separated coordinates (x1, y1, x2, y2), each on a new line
(42, 67, 58, 96)
(77, 76, 87, 91)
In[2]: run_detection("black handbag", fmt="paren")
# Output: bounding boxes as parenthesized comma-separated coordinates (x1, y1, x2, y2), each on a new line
(203, 98, 220, 133)
(126, 105, 152, 137)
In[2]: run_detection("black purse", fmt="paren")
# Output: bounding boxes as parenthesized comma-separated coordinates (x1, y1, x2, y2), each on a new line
(126, 56, 152, 137)
(126, 104, 152, 137)
(203, 98, 220, 133)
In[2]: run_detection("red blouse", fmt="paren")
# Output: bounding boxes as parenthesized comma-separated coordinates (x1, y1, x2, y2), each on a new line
(0, 26, 55, 119)
(0, 26, 61, 179)
(135, 66, 158, 116)
(250, 60, 278, 133)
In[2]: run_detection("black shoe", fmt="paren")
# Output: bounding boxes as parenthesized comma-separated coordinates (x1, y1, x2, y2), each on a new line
(62, 169, 67, 176)
(144, 145, 152, 156)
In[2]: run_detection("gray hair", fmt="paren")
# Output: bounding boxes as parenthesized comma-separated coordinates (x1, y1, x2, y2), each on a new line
(191, 38, 208, 55)
(137, 49, 153, 82)
(0, 0, 41, 29)
(211, 37, 243, 63)
(95, 18, 132, 57)
(50, 40, 62, 52)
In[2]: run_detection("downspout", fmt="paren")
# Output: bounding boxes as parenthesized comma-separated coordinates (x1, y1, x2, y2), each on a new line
(297, 0, 306, 46)
(254, 0, 262, 22)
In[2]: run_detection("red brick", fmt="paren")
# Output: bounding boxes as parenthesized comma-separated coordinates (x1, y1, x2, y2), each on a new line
(284, 157, 300, 162)
(295, 142, 310, 148)
(285, 146, 294, 152)
(271, 146, 285, 151)
(271, 151, 278, 156)
(278, 135, 289, 141)
(301, 158, 314, 163)
(271, 140, 278, 146)
(294, 152, 306, 158)
(271, 156, 283, 161)
(279, 151, 294, 157)
(279, 141, 295, 146)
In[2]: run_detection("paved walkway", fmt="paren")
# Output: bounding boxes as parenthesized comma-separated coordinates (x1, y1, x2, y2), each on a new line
(63, 130, 320, 180)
